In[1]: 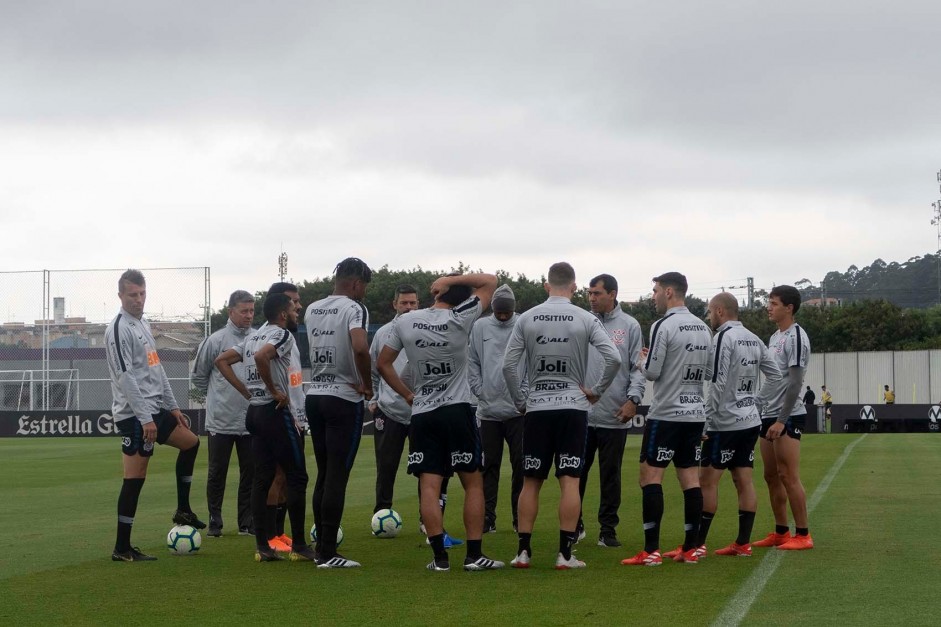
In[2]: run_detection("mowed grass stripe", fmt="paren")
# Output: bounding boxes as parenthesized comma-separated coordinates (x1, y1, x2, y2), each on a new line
(0, 435, 922, 626)
(741, 434, 941, 626)
(713, 434, 867, 627)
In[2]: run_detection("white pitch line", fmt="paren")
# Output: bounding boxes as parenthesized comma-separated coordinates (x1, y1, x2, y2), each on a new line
(711, 434, 868, 627)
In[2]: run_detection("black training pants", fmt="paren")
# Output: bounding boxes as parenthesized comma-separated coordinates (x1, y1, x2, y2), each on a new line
(246, 402, 308, 548)
(480, 416, 524, 529)
(373, 409, 409, 512)
(206, 432, 254, 530)
(307, 395, 363, 553)
(578, 426, 628, 534)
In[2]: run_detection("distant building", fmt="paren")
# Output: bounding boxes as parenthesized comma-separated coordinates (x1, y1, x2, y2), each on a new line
(804, 297, 841, 308)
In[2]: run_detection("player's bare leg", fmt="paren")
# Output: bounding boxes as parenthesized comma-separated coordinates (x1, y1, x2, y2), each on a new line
(420, 473, 446, 536)
(457, 470, 485, 540)
(517, 477, 543, 533)
(700, 466, 722, 515)
(455, 470, 502, 570)
(122, 452, 150, 480)
(774, 436, 808, 528)
(759, 437, 788, 525)
(512, 477, 543, 567)
(730, 467, 757, 513)
(753, 436, 792, 547)
(711, 466, 758, 555)
(421, 473, 451, 570)
(558, 475, 580, 530)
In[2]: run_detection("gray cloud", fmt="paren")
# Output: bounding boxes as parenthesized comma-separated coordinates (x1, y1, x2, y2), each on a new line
(1, 0, 938, 305)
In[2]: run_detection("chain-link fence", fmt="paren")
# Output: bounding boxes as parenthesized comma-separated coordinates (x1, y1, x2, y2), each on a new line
(0, 268, 209, 411)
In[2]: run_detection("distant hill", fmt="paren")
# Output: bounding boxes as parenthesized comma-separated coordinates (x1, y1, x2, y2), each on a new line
(796, 253, 941, 309)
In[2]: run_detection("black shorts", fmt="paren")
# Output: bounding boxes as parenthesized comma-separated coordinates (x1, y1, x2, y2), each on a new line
(117, 409, 177, 457)
(760, 415, 805, 441)
(407, 403, 482, 477)
(246, 401, 308, 473)
(522, 409, 587, 480)
(701, 426, 760, 470)
(639, 419, 704, 468)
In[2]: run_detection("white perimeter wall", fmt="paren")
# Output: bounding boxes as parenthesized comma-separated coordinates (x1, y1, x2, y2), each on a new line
(800, 351, 936, 405)
(639, 350, 941, 406)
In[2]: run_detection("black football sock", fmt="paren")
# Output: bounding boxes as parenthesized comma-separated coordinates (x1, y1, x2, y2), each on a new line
(776, 524, 789, 535)
(266, 505, 278, 541)
(276, 505, 287, 536)
(175, 441, 199, 511)
(116, 478, 145, 552)
(698, 510, 715, 547)
(518, 532, 532, 556)
(466, 539, 482, 560)
(737, 510, 756, 545)
(559, 530, 577, 560)
(682, 488, 703, 551)
(642, 484, 664, 553)
(429, 534, 447, 561)
(795, 527, 809, 537)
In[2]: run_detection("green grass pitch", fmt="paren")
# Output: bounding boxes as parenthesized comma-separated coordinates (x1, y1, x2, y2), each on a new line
(1, 434, 938, 626)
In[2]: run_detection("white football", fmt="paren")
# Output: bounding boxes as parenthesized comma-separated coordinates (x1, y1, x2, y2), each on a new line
(371, 509, 403, 538)
(310, 524, 344, 546)
(167, 525, 201, 555)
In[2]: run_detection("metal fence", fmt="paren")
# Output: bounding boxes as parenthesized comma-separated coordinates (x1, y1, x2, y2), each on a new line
(0, 268, 210, 411)
(1, 269, 936, 413)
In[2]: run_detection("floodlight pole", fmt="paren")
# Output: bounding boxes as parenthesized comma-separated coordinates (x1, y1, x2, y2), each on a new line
(933, 170, 941, 305)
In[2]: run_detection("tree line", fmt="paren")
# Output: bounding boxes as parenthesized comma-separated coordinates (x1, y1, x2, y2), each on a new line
(796, 253, 941, 309)
(210, 264, 941, 353)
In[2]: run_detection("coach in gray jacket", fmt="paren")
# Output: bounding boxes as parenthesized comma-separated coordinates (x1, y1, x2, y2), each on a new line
(369, 284, 419, 513)
(469, 284, 527, 533)
(191, 290, 256, 536)
(578, 274, 645, 548)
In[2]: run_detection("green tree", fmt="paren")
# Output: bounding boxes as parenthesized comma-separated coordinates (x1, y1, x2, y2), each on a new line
(205, 265, 941, 352)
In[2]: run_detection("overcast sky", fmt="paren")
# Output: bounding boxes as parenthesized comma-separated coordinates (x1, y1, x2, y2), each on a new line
(2, 1, 939, 320)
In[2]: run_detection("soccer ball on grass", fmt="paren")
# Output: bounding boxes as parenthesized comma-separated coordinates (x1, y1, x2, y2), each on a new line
(167, 525, 201, 555)
(371, 509, 403, 538)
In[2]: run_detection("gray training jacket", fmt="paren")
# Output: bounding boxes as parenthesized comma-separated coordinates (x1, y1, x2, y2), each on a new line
(468, 313, 527, 421)
(503, 296, 621, 413)
(641, 305, 712, 423)
(587, 304, 646, 429)
(369, 316, 414, 425)
(704, 320, 783, 432)
(105, 308, 179, 424)
(191, 320, 252, 435)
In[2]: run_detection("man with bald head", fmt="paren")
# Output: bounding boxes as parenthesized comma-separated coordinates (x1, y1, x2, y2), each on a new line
(697, 292, 783, 557)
